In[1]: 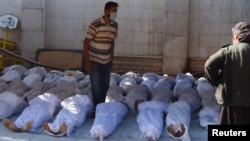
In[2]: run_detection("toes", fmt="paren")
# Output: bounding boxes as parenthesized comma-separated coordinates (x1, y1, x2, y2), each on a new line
(167, 124, 176, 137)
(58, 123, 67, 135)
(20, 121, 33, 132)
(43, 123, 54, 133)
(3, 119, 20, 132)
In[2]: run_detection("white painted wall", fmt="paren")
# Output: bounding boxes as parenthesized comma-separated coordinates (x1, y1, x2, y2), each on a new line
(45, 0, 165, 57)
(189, 0, 250, 59)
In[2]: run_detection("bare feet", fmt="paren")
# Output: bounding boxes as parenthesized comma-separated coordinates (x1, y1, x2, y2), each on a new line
(167, 123, 186, 137)
(43, 122, 67, 136)
(3, 119, 33, 132)
(21, 121, 33, 132)
(43, 123, 55, 134)
(3, 119, 20, 132)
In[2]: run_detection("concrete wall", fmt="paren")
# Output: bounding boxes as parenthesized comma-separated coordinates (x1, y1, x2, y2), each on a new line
(164, 0, 189, 74)
(1, 0, 250, 75)
(21, 0, 46, 64)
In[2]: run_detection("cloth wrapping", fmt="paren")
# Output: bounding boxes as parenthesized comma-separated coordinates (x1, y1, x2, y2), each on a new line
(22, 66, 47, 87)
(109, 72, 121, 86)
(198, 90, 218, 108)
(0, 82, 9, 93)
(0, 100, 12, 119)
(58, 75, 78, 85)
(43, 71, 64, 86)
(141, 72, 159, 91)
(120, 71, 143, 84)
(0, 69, 23, 82)
(64, 70, 85, 81)
(137, 101, 167, 141)
(45, 80, 81, 101)
(22, 82, 55, 101)
(45, 94, 94, 136)
(24, 66, 47, 77)
(142, 72, 159, 82)
(125, 85, 150, 111)
(153, 76, 176, 90)
(14, 93, 61, 131)
(0, 80, 30, 118)
(173, 73, 195, 95)
(151, 87, 174, 106)
(173, 79, 193, 96)
(77, 78, 90, 88)
(105, 85, 124, 103)
(0, 92, 27, 119)
(141, 79, 156, 91)
(175, 87, 201, 113)
(119, 76, 137, 92)
(195, 77, 220, 129)
(195, 77, 218, 107)
(195, 77, 214, 95)
(198, 106, 220, 130)
(175, 72, 195, 83)
(2, 65, 27, 75)
(0, 65, 27, 82)
(90, 102, 128, 140)
(166, 101, 191, 141)
(5, 79, 30, 97)
(22, 73, 43, 87)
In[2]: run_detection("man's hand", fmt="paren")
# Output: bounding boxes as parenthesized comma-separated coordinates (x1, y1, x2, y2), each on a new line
(83, 38, 91, 73)
(85, 61, 92, 73)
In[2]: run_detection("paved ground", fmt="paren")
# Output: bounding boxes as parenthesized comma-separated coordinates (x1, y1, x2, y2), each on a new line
(0, 110, 208, 141)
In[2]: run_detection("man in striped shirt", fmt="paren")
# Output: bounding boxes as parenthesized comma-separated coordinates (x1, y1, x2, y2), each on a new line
(83, 1, 119, 109)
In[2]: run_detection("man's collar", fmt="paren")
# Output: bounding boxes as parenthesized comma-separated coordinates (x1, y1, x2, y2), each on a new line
(101, 16, 113, 24)
(101, 16, 106, 23)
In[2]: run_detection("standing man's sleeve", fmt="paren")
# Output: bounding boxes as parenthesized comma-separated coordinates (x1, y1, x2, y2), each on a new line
(83, 23, 96, 73)
(204, 50, 224, 86)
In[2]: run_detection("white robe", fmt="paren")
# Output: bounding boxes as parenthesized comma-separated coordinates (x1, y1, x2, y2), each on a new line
(45, 94, 94, 136)
(0, 92, 27, 119)
(137, 101, 167, 141)
(14, 93, 61, 131)
(166, 101, 191, 141)
(90, 102, 128, 140)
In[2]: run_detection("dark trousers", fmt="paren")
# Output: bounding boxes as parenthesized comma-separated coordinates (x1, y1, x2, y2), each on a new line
(89, 61, 111, 108)
(220, 105, 250, 125)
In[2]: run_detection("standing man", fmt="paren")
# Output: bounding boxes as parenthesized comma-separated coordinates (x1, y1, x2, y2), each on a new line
(204, 22, 250, 125)
(83, 1, 119, 108)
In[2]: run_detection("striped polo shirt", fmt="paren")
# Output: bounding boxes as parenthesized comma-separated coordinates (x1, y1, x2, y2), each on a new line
(86, 16, 118, 64)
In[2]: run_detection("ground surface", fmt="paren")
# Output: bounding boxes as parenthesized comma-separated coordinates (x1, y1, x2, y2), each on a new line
(0, 110, 208, 141)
